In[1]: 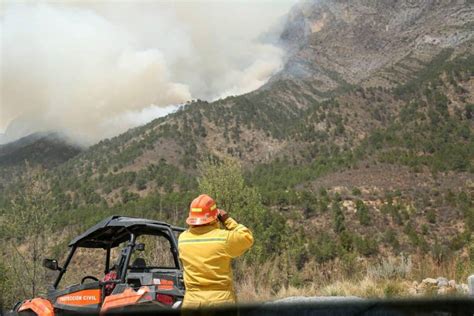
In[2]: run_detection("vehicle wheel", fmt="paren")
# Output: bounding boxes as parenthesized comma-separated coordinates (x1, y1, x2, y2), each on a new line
(4, 309, 36, 316)
(18, 310, 37, 316)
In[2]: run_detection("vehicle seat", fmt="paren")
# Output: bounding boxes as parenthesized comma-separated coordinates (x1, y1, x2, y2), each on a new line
(131, 258, 146, 270)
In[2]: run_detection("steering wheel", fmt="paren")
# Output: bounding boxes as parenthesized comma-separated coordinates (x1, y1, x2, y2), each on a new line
(81, 276, 99, 284)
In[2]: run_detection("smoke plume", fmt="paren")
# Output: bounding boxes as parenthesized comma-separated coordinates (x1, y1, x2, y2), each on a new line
(0, 1, 295, 145)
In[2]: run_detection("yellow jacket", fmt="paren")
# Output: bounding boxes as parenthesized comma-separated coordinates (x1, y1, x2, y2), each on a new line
(178, 217, 254, 308)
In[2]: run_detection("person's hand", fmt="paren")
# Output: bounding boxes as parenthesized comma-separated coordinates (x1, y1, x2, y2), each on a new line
(217, 209, 229, 223)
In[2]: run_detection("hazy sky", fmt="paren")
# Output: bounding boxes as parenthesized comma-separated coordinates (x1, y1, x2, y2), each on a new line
(0, 0, 298, 145)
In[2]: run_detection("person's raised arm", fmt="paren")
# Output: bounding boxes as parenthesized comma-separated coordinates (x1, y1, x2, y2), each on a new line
(218, 210, 254, 258)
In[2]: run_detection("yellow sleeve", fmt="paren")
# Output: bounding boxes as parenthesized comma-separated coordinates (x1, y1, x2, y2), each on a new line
(223, 217, 254, 258)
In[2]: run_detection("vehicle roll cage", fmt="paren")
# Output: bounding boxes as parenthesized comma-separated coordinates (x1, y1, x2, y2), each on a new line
(52, 216, 185, 289)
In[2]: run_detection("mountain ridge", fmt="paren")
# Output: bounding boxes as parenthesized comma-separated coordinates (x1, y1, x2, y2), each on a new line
(0, 0, 472, 263)
(1, 0, 473, 307)
(2, 1, 472, 174)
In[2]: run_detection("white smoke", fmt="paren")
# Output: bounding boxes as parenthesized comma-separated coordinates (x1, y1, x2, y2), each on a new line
(0, 1, 296, 145)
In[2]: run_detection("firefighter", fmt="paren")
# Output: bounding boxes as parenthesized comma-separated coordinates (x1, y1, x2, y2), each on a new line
(178, 194, 254, 309)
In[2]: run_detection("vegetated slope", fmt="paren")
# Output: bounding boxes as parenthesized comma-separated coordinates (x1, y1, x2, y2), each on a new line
(0, 0, 473, 298)
(41, 0, 472, 172)
(16, 0, 470, 206)
(0, 132, 82, 188)
(0, 132, 81, 168)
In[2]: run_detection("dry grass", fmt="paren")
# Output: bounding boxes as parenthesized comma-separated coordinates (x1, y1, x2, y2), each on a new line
(236, 275, 410, 301)
(317, 277, 409, 298)
(367, 255, 412, 279)
(235, 254, 473, 302)
(235, 259, 283, 302)
(409, 253, 473, 282)
(237, 276, 410, 300)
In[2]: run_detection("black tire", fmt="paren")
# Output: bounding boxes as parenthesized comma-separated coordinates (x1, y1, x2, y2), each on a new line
(17, 310, 37, 316)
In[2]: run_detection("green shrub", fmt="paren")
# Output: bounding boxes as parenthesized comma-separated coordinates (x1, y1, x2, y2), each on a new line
(356, 200, 371, 225)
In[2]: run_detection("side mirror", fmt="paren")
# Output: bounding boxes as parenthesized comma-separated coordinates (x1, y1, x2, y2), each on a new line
(43, 259, 59, 271)
(135, 243, 145, 251)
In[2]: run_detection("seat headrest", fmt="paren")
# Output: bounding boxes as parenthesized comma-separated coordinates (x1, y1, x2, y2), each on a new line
(132, 257, 146, 268)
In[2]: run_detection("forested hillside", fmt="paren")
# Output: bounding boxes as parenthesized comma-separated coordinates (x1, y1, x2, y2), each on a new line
(0, 0, 473, 307)
(0, 132, 82, 188)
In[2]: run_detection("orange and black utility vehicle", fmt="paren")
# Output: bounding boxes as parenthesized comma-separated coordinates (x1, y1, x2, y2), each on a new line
(12, 216, 186, 315)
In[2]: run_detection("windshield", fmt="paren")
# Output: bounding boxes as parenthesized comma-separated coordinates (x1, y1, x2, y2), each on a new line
(57, 247, 109, 289)
(128, 234, 177, 270)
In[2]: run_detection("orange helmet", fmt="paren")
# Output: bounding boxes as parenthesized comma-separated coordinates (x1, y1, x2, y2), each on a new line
(186, 194, 219, 226)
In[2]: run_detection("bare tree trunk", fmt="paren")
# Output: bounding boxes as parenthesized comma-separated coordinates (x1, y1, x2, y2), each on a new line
(159, 194, 163, 219)
(174, 204, 177, 224)
(32, 238, 37, 297)
(33, 252, 36, 296)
